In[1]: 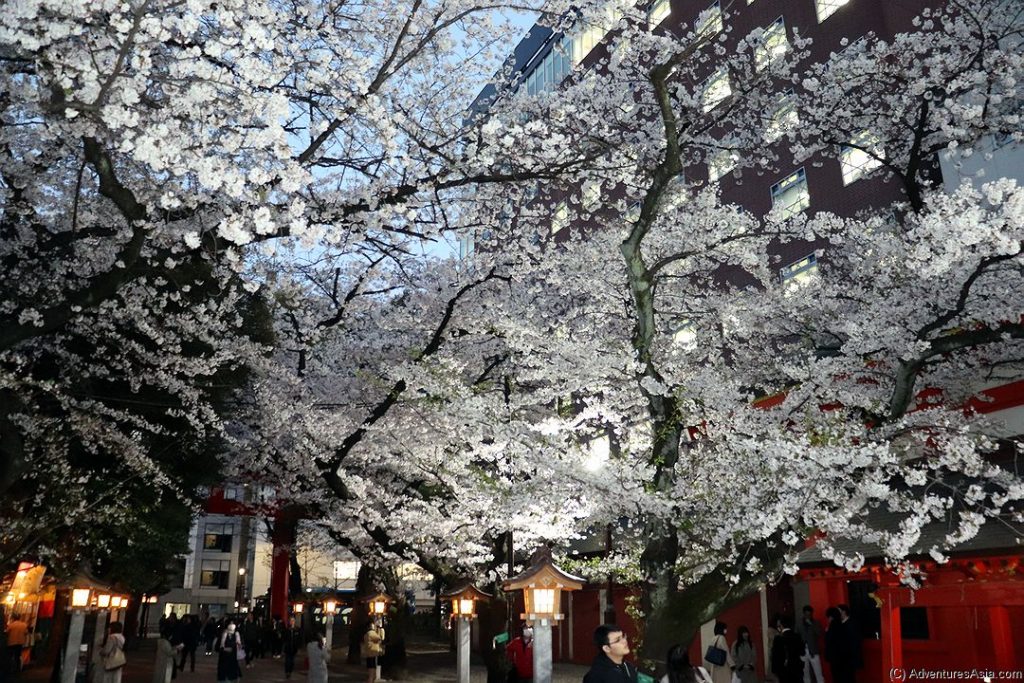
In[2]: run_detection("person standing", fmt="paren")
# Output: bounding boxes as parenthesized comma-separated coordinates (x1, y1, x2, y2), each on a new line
(730, 626, 757, 683)
(270, 618, 283, 659)
(178, 616, 198, 674)
(5, 614, 28, 676)
(662, 645, 712, 683)
(797, 606, 824, 683)
(154, 627, 177, 683)
(582, 624, 637, 683)
(216, 624, 242, 683)
(505, 623, 534, 683)
(825, 605, 862, 683)
(202, 618, 217, 657)
(240, 614, 259, 669)
(306, 633, 329, 683)
(770, 615, 804, 683)
(360, 619, 385, 683)
(704, 622, 732, 683)
(282, 617, 302, 680)
(100, 623, 127, 683)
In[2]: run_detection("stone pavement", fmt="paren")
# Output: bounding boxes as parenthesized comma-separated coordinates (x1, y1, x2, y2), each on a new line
(15, 638, 589, 683)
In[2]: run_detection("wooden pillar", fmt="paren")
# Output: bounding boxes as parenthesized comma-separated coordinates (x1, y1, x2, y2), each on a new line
(270, 511, 298, 620)
(879, 591, 902, 678)
(989, 605, 1014, 670)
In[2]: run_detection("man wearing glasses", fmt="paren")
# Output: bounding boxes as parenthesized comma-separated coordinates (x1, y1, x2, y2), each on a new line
(583, 625, 638, 682)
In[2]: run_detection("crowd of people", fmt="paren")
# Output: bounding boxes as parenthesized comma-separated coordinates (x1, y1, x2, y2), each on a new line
(581, 603, 864, 683)
(151, 613, 310, 683)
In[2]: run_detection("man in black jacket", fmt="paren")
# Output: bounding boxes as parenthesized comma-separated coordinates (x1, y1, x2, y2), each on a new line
(583, 625, 638, 683)
(770, 615, 805, 683)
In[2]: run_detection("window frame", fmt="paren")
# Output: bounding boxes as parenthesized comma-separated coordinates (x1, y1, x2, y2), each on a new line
(815, 0, 849, 24)
(701, 68, 732, 112)
(840, 130, 884, 185)
(696, 1, 723, 39)
(647, 0, 671, 28)
(770, 168, 810, 219)
(755, 17, 789, 71)
(199, 559, 231, 589)
(203, 522, 234, 553)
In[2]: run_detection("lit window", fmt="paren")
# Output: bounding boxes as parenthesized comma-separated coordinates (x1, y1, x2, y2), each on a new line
(551, 201, 569, 235)
(765, 91, 798, 143)
(571, 4, 625, 65)
(701, 69, 732, 112)
(222, 485, 243, 501)
(770, 168, 809, 219)
(815, 0, 850, 23)
(199, 560, 230, 589)
(696, 1, 723, 39)
(708, 149, 739, 182)
(525, 37, 572, 95)
(755, 17, 789, 71)
(203, 523, 234, 552)
(780, 253, 819, 288)
(841, 131, 884, 185)
(648, 0, 670, 27)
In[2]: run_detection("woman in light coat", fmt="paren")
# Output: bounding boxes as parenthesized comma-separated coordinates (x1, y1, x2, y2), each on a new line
(706, 622, 733, 683)
(100, 622, 126, 683)
(730, 626, 757, 683)
(306, 634, 330, 683)
(153, 627, 177, 683)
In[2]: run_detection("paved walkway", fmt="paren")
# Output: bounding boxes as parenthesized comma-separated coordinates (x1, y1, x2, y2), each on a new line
(15, 639, 589, 683)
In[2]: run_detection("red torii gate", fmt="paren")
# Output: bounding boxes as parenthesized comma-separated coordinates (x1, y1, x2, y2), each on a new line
(204, 489, 299, 620)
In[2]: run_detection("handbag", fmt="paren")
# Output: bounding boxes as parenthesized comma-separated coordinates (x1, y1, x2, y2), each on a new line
(704, 643, 727, 667)
(103, 647, 126, 671)
(236, 645, 246, 662)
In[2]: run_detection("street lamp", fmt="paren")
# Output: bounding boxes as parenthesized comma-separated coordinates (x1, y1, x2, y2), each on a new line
(62, 588, 92, 683)
(503, 548, 585, 683)
(322, 599, 338, 650)
(91, 593, 113, 682)
(440, 584, 492, 683)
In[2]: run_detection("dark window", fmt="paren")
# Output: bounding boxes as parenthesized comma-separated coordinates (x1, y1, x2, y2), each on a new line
(900, 607, 929, 640)
(203, 523, 233, 552)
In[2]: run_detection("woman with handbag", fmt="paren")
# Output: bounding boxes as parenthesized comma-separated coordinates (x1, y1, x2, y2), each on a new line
(704, 622, 732, 683)
(729, 626, 757, 683)
(100, 622, 127, 683)
(216, 623, 243, 683)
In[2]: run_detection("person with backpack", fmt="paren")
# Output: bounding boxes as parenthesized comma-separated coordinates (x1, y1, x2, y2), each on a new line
(216, 623, 242, 683)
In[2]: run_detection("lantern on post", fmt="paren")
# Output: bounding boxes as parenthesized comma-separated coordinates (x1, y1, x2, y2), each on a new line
(363, 592, 391, 617)
(322, 598, 338, 651)
(440, 584, 492, 683)
(62, 586, 92, 683)
(503, 548, 585, 683)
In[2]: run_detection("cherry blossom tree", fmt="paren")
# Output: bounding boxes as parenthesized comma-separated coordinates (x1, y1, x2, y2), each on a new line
(436, 0, 1024, 662)
(0, 0, 605, 573)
